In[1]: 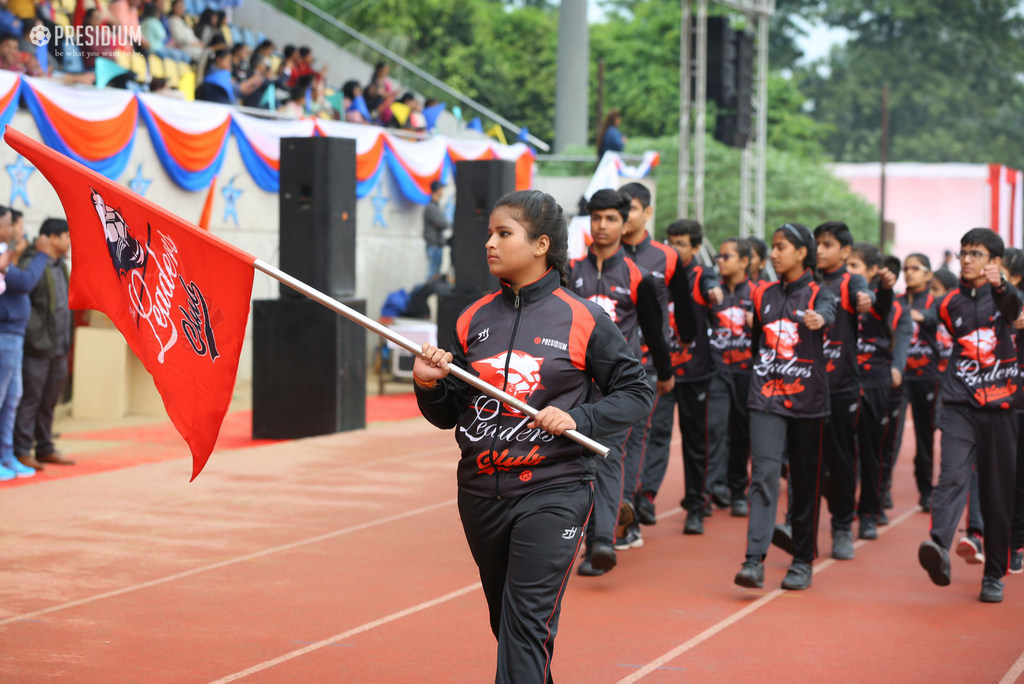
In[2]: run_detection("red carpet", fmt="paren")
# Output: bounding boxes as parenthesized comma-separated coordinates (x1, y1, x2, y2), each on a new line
(0, 392, 422, 489)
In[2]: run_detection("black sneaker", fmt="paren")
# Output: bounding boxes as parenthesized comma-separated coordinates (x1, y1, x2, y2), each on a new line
(1010, 548, 1024, 574)
(919, 492, 932, 513)
(883, 489, 894, 510)
(858, 517, 878, 541)
(956, 533, 985, 565)
(832, 529, 855, 560)
(635, 495, 657, 526)
(980, 575, 1004, 603)
(734, 557, 764, 588)
(918, 539, 952, 586)
(590, 542, 617, 572)
(614, 522, 644, 550)
(781, 561, 813, 590)
(877, 509, 890, 526)
(772, 523, 795, 556)
(730, 497, 749, 517)
(683, 511, 704, 535)
(577, 555, 605, 577)
(711, 484, 731, 509)
(702, 501, 714, 518)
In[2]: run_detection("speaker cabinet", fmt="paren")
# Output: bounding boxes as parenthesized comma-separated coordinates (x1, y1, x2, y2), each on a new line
(252, 298, 366, 439)
(279, 137, 357, 298)
(452, 160, 516, 293)
(436, 291, 490, 351)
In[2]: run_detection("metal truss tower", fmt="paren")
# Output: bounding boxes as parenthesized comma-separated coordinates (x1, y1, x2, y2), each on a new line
(678, 0, 775, 239)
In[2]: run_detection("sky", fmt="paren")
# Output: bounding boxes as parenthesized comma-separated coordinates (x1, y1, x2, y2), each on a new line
(792, 16, 850, 62)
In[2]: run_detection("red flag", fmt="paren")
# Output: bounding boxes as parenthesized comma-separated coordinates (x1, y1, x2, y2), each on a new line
(4, 126, 255, 480)
(198, 175, 217, 230)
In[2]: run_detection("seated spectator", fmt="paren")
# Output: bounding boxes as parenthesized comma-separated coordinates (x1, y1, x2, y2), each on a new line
(196, 32, 226, 82)
(0, 0, 22, 37)
(248, 38, 273, 74)
(149, 76, 183, 99)
(230, 42, 250, 81)
(140, 2, 169, 56)
(107, 0, 149, 53)
(341, 79, 367, 123)
(195, 47, 233, 103)
(80, 7, 120, 70)
(400, 92, 427, 132)
(167, 0, 203, 62)
(285, 45, 318, 89)
(0, 31, 40, 75)
(239, 56, 272, 108)
(277, 80, 308, 118)
(194, 8, 227, 47)
(276, 43, 296, 88)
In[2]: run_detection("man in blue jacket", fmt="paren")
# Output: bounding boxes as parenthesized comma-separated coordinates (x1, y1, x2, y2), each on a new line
(0, 208, 55, 480)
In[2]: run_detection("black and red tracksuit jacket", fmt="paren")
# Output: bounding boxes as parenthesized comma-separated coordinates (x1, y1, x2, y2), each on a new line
(568, 246, 672, 381)
(673, 258, 718, 383)
(747, 270, 837, 419)
(416, 268, 654, 499)
(938, 279, 1023, 410)
(821, 264, 873, 398)
(709, 278, 755, 373)
(622, 233, 697, 372)
(857, 284, 912, 389)
(898, 290, 941, 381)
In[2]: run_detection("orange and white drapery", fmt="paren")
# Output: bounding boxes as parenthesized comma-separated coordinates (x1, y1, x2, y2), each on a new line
(990, 163, 1023, 249)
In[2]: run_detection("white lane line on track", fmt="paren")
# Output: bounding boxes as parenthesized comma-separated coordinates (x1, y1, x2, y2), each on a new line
(616, 504, 923, 683)
(0, 498, 456, 628)
(1000, 649, 1024, 684)
(208, 582, 482, 683)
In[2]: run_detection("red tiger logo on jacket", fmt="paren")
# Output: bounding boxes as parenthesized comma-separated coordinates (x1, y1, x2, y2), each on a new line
(958, 327, 998, 367)
(472, 351, 546, 410)
(763, 318, 800, 360)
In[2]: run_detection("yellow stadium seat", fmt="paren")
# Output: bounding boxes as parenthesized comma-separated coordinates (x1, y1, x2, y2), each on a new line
(53, 10, 71, 27)
(163, 58, 179, 87)
(148, 54, 165, 79)
(130, 52, 148, 82)
(221, 25, 233, 45)
(58, 0, 75, 14)
(114, 51, 131, 69)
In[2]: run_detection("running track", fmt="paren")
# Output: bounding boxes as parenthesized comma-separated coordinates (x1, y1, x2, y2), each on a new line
(1, 406, 1022, 682)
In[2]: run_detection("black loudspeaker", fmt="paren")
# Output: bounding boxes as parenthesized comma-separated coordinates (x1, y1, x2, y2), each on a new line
(436, 291, 488, 350)
(252, 298, 366, 439)
(279, 137, 357, 298)
(452, 159, 516, 293)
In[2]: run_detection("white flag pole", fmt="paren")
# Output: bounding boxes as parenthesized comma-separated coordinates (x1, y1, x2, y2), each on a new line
(253, 259, 610, 458)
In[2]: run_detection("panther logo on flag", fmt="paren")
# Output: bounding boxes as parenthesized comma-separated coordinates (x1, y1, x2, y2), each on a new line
(472, 351, 545, 409)
(763, 318, 800, 360)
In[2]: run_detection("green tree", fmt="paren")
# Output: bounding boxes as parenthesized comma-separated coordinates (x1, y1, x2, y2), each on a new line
(798, 0, 1024, 164)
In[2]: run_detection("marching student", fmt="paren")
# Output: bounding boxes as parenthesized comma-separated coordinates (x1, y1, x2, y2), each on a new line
(813, 221, 874, 560)
(918, 229, 1021, 603)
(1001, 247, 1024, 574)
(706, 238, 756, 517)
(413, 189, 653, 681)
(748, 236, 771, 288)
(734, 223, 836, 591)
(567, 188, 672, 575)
(896, 253, 942, 512)
(617, 182, 697, 546)
(877, 254, 906, 525)
(642, 219, 722, 535)
(846, 243, 907, 539)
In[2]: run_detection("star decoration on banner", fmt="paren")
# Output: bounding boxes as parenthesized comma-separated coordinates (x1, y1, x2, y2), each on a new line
(6, 155, 35, 208)
(128, 163, 152, 197)
(222, 176, 242, 226)
(372, 175, 388, 228)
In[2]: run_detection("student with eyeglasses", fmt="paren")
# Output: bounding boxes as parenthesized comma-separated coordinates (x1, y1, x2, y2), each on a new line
(706, 238, 757, 518)
(918, 228, 1022, 603)
(734, 222, 836, 591)
(895, 253, 942, 513)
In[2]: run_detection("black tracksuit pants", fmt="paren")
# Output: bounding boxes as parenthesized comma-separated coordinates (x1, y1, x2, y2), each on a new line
(675, 379, 711, 514)
(747, 411, 825, 564)
(588, 427, 629, 547)
(707, 372, 751, 500)
(823, 393, 861, 532)
(1012, 411, 1024, 550)
(638, 388, 677, 498)
(879, 386, 904, 501)
(905, 380, 939, 499)
(857, 386, 889, 519)
(459, 480, 593, 684)
(930, 404, 1018, 579)
(622, 372, 657, 504)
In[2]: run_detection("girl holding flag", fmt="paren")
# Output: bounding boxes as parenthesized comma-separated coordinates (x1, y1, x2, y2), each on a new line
(412, 190, 652, 683)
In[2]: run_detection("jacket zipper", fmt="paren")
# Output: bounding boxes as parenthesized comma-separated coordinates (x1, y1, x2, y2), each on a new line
(973, 288, 986, 406)
(489, 292, 523, 499)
